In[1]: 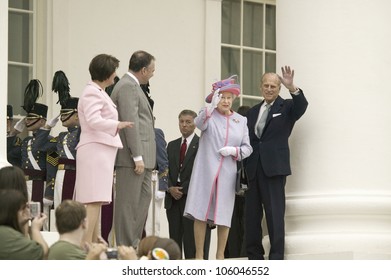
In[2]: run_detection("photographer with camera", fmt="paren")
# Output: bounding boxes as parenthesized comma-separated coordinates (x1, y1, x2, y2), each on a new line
(48, 200, 137, 260)
(0, 189, 49, 259)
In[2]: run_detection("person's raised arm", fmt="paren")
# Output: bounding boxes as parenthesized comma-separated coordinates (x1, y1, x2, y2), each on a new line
(30, 213, 49, 259)
(279, 66, 297, 93)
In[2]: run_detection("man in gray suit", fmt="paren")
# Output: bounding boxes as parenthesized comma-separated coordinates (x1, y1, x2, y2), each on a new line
(110, 50, 156, 247)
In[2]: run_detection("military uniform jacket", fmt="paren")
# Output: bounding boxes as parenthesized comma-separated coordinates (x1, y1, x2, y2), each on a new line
(45, 126, 80, 199)
(56, 126, 80, 160)
(21, 128, 55, 171)
(7, 134, 22, 167)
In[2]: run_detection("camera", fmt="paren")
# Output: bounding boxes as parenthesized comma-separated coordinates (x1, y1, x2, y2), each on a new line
(29, 201, 41, 219)
(106, 248, 118, 259)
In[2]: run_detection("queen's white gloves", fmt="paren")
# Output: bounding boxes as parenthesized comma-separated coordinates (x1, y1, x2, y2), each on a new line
(43, 197, 53, 207)
(218, 146, 237, 157)
(210, 89, 221, 109)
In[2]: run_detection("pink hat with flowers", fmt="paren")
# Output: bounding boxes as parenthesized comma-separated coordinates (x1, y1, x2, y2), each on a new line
(205, 75, 240, 103)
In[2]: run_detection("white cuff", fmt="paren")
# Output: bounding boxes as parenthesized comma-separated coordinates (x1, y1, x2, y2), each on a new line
(133, 156, 143, 162)
(290, 88, 301, 95)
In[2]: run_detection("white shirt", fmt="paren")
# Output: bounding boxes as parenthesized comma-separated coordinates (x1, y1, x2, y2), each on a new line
(255, 101, 274, 136)
(182, 132, 195, 154)
(126, 72, 139, 85)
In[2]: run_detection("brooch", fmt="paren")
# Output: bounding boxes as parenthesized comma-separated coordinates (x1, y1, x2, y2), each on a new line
(232, 118, 240, 123)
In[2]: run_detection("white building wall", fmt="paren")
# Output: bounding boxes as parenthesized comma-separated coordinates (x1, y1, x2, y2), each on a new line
(276, 0, 391, 259)
(47, 0, 221, 142)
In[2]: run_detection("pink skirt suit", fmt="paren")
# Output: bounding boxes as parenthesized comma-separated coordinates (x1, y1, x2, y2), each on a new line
(74, 81, 122, 204)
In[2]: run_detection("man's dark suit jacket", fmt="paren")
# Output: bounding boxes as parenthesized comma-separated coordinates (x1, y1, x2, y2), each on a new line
(245, 91, 308, 180)
(165, 133, 211, 259)
(165, 134, 199, 210)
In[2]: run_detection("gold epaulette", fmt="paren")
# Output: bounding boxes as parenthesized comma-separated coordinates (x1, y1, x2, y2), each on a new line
(159, 168, 169, 179)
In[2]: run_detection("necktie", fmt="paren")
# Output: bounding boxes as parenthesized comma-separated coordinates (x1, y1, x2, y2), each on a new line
(179, 138, 187, 167)
(256, 103, 271, 137)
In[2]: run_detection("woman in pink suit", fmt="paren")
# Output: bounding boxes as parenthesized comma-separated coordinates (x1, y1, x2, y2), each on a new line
(74, 54, 133, 244)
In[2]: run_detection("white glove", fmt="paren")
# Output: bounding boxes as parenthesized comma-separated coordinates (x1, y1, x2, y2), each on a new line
(43, 198, 53, 207)
(155, 190, 166, 200)
(47, 114, 60, 128)
(14, 117, 26, 133)
(218, 146, 237, 157)
(210, 88, 221, 108)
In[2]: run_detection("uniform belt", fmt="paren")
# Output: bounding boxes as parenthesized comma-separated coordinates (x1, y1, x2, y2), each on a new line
(24, 169, 46, 181)
(25, 175, 45, 181)
(58, 164, 76, 171)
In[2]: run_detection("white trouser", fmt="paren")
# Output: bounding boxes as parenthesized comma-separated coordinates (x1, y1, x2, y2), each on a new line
(145, 171, 166, 236)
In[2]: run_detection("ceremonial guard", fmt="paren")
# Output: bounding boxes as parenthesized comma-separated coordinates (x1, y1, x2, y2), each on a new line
(45, 71, 80, 209)
(144, 127, 169, 237)
(6, 105, 22, 167)
(17, 79, 58, 229)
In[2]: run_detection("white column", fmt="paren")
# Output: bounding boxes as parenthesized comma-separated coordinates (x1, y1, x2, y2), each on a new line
(0, 2, 10, 168)
(274, 0, 391, 259)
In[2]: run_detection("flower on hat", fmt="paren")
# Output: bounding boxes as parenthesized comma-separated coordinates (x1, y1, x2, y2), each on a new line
(205, 75, 240, 103)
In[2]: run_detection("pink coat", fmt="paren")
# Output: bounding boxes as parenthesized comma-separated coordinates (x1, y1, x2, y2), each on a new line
(74, 81, 122, 204)
(77, 81, 122, 149)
